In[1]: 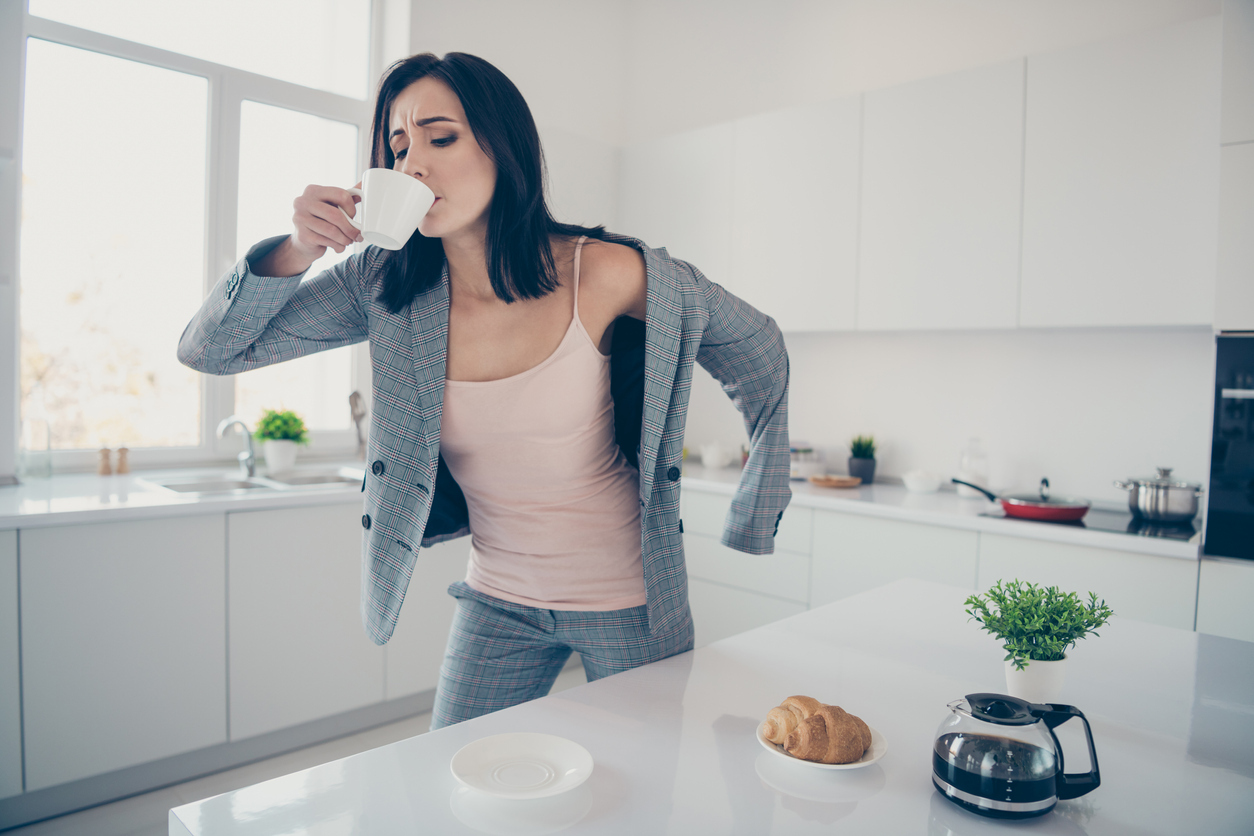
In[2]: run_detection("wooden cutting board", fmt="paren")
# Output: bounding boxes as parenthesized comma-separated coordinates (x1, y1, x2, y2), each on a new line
(808, 475, 862, 488)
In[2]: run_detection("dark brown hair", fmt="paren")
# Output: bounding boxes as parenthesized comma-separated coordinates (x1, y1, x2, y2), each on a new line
(371, 52, 605, 312)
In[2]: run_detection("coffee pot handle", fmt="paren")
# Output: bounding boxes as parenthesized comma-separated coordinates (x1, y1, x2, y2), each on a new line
(1039, 704, 1102, 800)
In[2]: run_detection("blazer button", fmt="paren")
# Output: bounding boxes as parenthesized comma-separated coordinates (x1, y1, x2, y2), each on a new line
(361, 514, 371, 530)
(667, 466, 680, 482)
(371, 460, 385, 476)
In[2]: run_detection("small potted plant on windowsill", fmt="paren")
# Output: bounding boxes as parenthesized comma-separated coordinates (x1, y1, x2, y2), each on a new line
(253, 408, 309, 474)
(848, 435, 876, 484)
(964, 579, 1114, 704)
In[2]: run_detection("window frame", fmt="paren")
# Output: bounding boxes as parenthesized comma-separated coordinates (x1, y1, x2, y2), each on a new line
(3, 0, 388, 479)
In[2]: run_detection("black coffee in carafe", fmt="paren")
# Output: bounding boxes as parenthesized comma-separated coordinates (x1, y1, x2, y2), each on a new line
(933, 694, 1100, 819)
(933, 733, 1058, 818)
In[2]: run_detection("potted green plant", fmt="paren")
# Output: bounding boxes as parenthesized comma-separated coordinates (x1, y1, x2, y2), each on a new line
(848, 435, 876, 484)
(253, 408, 309, 474)
(964, 579, 1114, 703)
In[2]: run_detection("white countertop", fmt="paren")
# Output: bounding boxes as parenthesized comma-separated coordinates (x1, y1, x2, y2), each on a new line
(0, 463, 366, 530)
(167, 578, 1254, 835)
(0, 462, 1200, 561)
(680, 464, 1201, 560)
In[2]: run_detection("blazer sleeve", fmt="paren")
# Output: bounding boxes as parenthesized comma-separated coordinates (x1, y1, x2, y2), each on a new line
(177, 235, 374, 375)
(689, 265, 792, 555)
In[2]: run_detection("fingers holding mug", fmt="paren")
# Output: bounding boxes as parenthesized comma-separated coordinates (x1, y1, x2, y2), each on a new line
(292, 184, 361, 257)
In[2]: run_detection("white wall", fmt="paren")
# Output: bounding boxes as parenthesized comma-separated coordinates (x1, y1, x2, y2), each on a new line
(614, 1, 1220, 507)
(402, 1, 1222, 507)
(409, 0, 626, 228)
(687, 326, 1214, 507)
(622, 0, 1219, 144)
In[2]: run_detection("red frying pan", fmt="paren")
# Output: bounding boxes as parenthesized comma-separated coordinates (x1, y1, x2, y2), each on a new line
(951, 477, 1091, 522)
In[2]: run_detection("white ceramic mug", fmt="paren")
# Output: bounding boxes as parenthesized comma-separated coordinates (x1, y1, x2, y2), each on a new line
(339, 168, 435, 250)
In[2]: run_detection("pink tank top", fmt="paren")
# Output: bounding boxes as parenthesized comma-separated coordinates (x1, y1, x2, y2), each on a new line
(439, 236, 646, 610)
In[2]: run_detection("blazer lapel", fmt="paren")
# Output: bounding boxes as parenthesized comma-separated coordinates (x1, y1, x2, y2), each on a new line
(408, 263, 451, 449)
(636, 247, 683, 506)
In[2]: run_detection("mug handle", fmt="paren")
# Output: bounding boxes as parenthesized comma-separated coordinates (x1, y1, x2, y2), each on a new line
(1038, 703, 1102, 800)
(338, 188, 364, 231)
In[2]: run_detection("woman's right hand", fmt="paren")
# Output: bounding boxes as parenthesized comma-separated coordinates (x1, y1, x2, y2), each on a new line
(289, 183, 364, 261)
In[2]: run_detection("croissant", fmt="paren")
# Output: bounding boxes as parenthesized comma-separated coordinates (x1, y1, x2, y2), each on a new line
(762, 695, 823, 745)
(780, 703, 872, 764)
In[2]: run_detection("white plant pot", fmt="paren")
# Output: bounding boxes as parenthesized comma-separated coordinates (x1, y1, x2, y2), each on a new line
(262, 439, 299, 474)
(1004, 655, 1067, 705)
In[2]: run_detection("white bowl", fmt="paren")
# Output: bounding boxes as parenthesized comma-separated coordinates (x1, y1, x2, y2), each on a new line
(903, 470, 941, 493)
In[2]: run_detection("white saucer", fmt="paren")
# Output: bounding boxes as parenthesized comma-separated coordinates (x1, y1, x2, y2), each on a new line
(451, 733, 594, 799)
(756, 722, 887, 769)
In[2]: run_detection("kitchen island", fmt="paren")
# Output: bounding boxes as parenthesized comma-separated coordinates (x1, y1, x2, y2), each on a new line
(168, 578, 1254, 835)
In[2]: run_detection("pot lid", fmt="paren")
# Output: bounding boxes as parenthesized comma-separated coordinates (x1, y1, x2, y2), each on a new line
(962, 693, 1039, 726)
(1127, 467, 1202, 490)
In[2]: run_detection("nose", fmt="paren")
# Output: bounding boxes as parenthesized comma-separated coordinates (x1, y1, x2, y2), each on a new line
(398, 145, 428, 180)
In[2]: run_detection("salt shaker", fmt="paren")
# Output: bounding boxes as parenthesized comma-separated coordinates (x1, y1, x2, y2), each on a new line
(115, 447, 130, 474)
(98, 448, 113, 476)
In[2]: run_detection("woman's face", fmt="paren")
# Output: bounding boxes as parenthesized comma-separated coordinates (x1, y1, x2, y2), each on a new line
(386, 76, 496, 241)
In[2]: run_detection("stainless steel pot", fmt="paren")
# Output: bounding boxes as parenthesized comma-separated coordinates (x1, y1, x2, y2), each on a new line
(1113, 467, 1203, 522)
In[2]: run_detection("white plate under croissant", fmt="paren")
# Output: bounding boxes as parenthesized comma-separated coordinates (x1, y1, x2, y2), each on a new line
(756, 722, 887, 770)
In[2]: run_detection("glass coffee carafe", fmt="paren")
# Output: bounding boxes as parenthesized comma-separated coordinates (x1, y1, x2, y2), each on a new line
(932, 693, 1100, 819)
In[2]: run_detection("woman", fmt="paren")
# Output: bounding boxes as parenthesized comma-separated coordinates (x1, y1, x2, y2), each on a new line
(179, 52, 790, 729)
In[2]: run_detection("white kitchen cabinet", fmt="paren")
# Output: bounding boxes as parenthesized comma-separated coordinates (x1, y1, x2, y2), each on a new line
(20, 516, 227, 791)
(1196, 557, 1254, 642)
(1215, 142, 1254, 330)
(0, 531, 19, 800)
(976, 533, 1197, 631)
(811, 510, 979, 607)
(858, 59, 1025, 331)
(1222, 0, 1254, 144)
(728, 96, 861, 332)
(684, 535, 809, 605)
(1020, 17, 1221, 327)
(687, 578, 806, 649)
(227, 503, 384, 741)
(618, 122, 735, 288)
(682, 488, 812, 555)
(382, 537, 471, 700)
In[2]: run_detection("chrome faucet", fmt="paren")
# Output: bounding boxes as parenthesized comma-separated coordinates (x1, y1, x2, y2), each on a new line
(216, 415, 256, 477)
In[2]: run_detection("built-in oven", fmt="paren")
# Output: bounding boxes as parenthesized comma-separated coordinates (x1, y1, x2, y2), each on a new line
(1205, 333, 1254, 560)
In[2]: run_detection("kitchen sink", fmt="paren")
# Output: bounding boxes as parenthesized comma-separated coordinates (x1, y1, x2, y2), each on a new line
(264, 470, 362, 488)
(158, 478, 272, 494)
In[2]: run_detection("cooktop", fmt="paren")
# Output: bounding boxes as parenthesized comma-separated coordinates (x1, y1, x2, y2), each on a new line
(982, 506, 1198, 542)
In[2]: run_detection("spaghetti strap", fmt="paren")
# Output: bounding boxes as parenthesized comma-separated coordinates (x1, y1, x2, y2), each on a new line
(572, 235, 587, 316)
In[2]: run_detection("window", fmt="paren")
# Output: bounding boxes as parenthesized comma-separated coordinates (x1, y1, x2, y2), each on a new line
(7, 1, 387, 476)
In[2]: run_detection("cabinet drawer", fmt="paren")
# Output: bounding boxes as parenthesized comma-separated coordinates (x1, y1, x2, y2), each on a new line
(684, 534, 809, 604)
(811, 510, 978, 607)
(682, 489, 811, 555)
(21, 516, 227, 790)
(688, 578, 807, 649)
(1196, 557, 1254, 642)
(977, 533, 1197, 631)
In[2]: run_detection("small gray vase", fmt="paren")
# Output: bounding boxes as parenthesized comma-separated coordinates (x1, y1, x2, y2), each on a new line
(848, 457, 876, 484)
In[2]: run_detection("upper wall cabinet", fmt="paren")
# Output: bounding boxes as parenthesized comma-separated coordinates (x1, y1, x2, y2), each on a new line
(619, 123, 735, 290)
(1215, 143, 1254, 330)
(728, 96, 861, 332)
(1222, 0, 1254, 144)
(1020, 17, 1222, 327)
(858, 59, 1025, 331)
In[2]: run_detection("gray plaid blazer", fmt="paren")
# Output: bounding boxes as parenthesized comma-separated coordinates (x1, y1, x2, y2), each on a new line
(179, 231, 791, 644)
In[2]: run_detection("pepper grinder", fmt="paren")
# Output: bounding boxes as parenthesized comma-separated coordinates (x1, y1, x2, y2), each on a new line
(98, 448, 113, 476)
(115, 447, 130, 474)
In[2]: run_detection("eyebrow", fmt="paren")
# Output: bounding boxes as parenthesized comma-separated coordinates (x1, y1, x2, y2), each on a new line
(390, 116, 458, 141)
